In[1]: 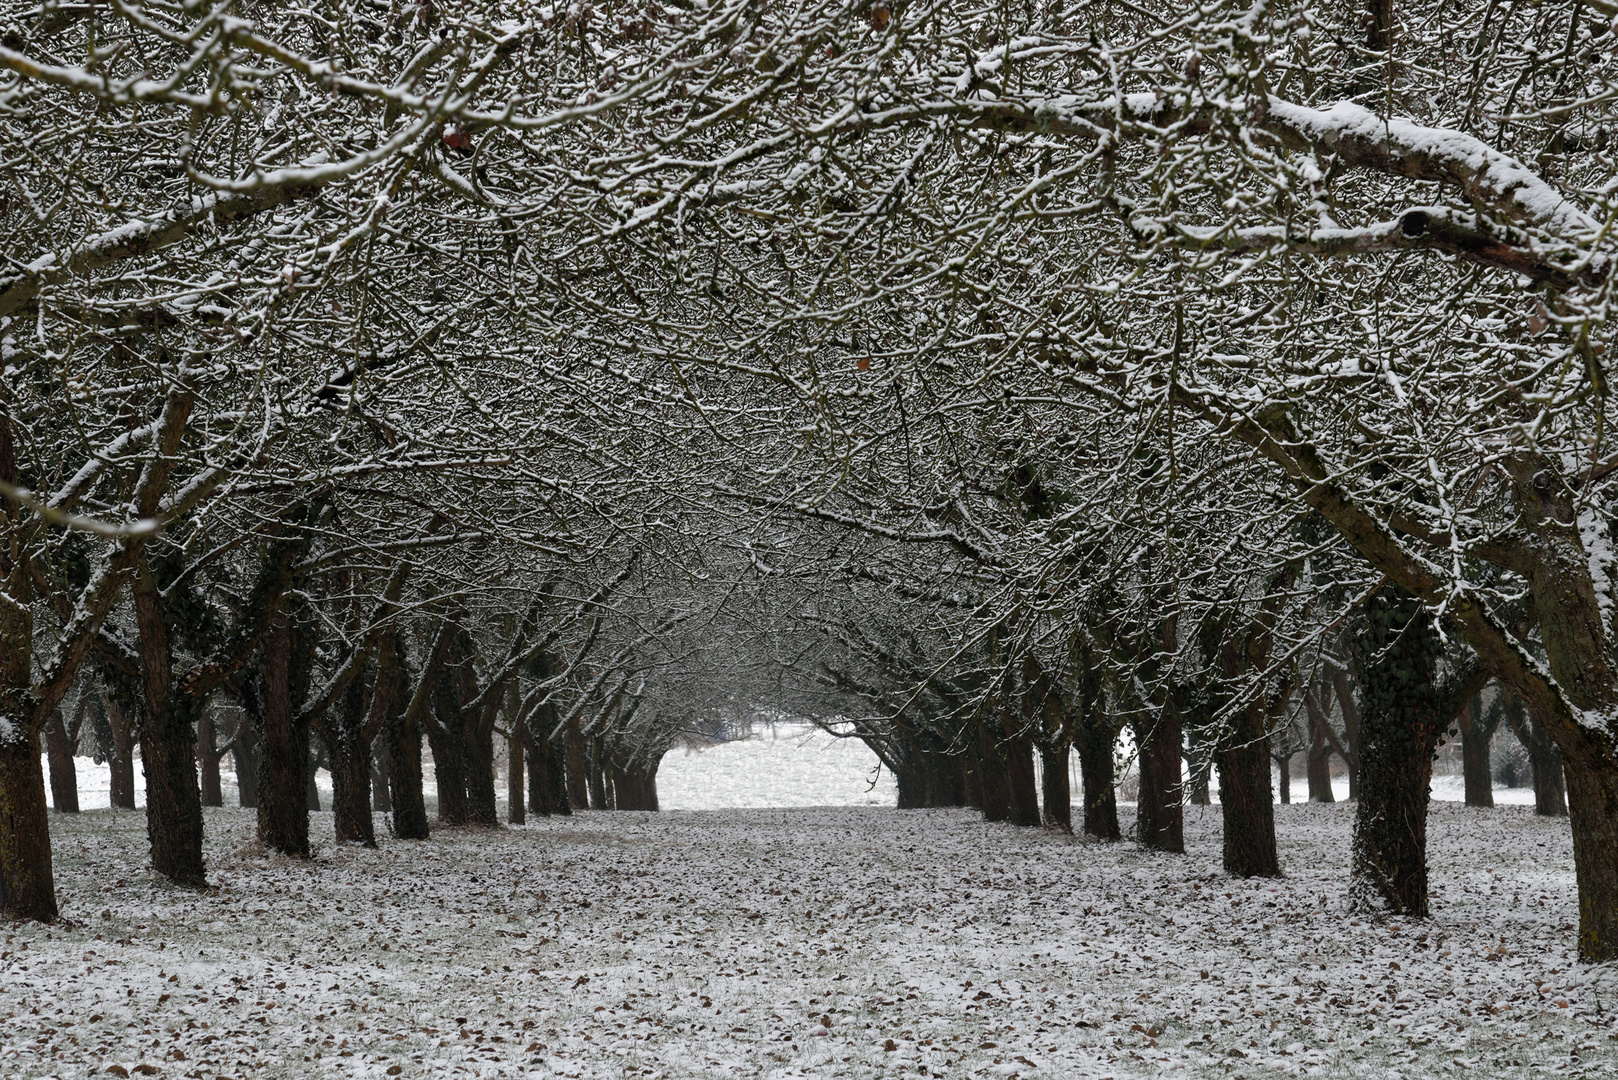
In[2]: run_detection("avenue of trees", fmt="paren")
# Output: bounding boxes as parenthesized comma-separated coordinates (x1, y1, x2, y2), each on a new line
(4, 0, 1618, 964)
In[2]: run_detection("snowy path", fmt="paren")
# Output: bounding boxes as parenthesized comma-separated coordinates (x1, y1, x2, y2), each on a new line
(7, 802, 1614, 1079)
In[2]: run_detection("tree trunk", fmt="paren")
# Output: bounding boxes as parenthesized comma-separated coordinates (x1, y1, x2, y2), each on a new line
(318, 667, 377, 847)
(1134, 712, 1183, 853)
(976, 728, 1012, 822)
(1073, 689, 1119, 840)
(132, 554, 208, 887)
(426, 656, 471, 825)
(1304, 693, 1335, 804)
(962, 753, 984, 811)
(326, 734, 374, 846)
(1185, 732, 1213, 806)
(463, 719, 499, 826)
(1003, 724, 1041, 827)
(425, 711, 469, 825)
(104, 693, 137, 809)
(371, 736, 392, 812)
(507, 685, 525, 825)
(525, 697, 555, 816)
(565, 720, 589, 810)
(138, 694, 208, 887)
(1350, 586, 1442, 916)
(588, 736, 611, 810)
(257, 612, 311, 857)
(1505, 693, 1569, 817)
(1214, 706, 1279, 877)
(1274, 754, 1292, 806)
(196, 710, 222, 808)
(1459, 694, 1495, 809)
(0, 734, 57, 921)
(232, 714, 259, 809)
(547, 736, 571, 815)
(386, 689, 429, 839)
(45, 709, 79, 813)
(1041, 740, 1071, 831)
(305, 744, 323, 811)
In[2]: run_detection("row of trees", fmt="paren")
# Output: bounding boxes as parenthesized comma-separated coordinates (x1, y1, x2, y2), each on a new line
(4, 0, 1618, 963)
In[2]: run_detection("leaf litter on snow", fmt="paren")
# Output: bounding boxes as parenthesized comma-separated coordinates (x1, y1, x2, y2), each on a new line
(4, 801, 1617, 1078)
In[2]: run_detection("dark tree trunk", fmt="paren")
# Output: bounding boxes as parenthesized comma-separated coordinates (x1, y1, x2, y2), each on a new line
(197, 710, 222, 808)
(976, 728, 1012, 823)
(1040, 740, 1071, 831)
(526, 721, 549, 818)
(385, 681, 429, 839)
(426, 656, 471, 825)
(962, 753, 984, 811)
(1459, 693, 1495, 809)
(1274, 754, 1292, 805)
(1003, 724, 1042, 827)
(45, 709, 79, 813)
(425, 712, 469, 825)
(1214, 704, 1278, 877)
(370, 736, 392, 812)
(1305, 693, 1336, 803)
(588, 736, 611, 810)
(232, 714, 259, 809)
(463, 720, 499, 826)
(0, 735, 57, 920)
(1350, 586, 1443, 916)
(1506, 692, 1568, 816)
(1185, 731, 1213, 806)
(257, 612, 311, 858)
(547, 737, 571, 815)
(104, 693, 137, 810)
(1072, 666, 1119, 840)
(565, 720, 589, 810)
(1134, 712, 1183, 853)
(305, 743, 323, 812)
(507, 685, 525, 825)
(319, 672, 375, 846)
(1331, 666, 1362, 799)
(133, 552, 208, 887)
(327, 736, 373, 845)
(138, 692, 208, 887)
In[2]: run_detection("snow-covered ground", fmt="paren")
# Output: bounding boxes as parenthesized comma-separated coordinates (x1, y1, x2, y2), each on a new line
(658, 725, 896, 809)
(10, 786, 1616, 1077)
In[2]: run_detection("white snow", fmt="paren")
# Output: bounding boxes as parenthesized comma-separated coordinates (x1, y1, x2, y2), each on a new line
(9, 797, 1612, 1079)
(657, 725, 896, 810)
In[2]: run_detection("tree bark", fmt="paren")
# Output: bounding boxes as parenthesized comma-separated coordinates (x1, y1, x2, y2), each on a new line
(103, 692, 137, 810)
(45, 708, 80, 813)
(1133, 712, 1183, 852)
(1505, 691, 1568, 816)
(232, 712, 259, 809)
(1003, 721, 1042, 827)
(320, 673, 375, 846)
(507, 682, 525, 825)
(1304, 686, 1336, 803)
(1350, 586, 1443, 916)
(196, 710, 222, 808)
(1458, 693, 1495, 809)
(975, 727, 1012, 823)
(547, 736, 571, 815)
(565, 719, 589, 810)
(132, 557, 207, 888)
(1073, 660, 1119, 840)
(0, 735, 57, 920)
(588, 736, 611, 810)
(1274, 754, 1292, 805)
(386, 684, 430, 839)
(1041, 740, 1071, 831)
(257, 612, 311, 857)
(371, 736, 392, 812)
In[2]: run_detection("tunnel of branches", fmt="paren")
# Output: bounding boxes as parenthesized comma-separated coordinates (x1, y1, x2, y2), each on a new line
(3, 0, 1618, 968)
